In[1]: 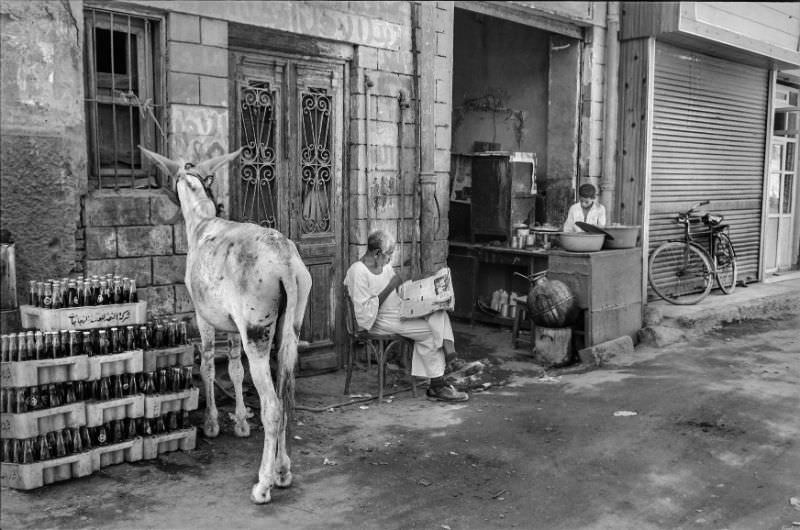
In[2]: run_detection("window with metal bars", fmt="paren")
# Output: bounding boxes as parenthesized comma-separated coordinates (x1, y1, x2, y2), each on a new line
(83, 7, 165, 190)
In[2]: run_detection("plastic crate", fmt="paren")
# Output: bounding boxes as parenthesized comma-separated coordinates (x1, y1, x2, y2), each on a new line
(142, 427, 196, 459)
(142, 345, 194, 372)
(19, 302, 147, 331)
(90, 437, 143, 471)
(87, 349, 143, 380)
(1, 451, 93, 490)
(85, 395, 144, 427)
(1, 402, 86, 439)
(1, 355, 89, 388)
(143, 388, 199, 418)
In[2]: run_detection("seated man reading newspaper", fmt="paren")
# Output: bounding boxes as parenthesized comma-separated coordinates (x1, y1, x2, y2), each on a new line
(343, 230, 468, 402)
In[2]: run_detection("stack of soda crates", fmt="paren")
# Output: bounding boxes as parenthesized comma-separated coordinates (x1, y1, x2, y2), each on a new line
(1, 280, 198, 490)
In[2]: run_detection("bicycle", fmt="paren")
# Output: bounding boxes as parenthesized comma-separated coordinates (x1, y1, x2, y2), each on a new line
(648, 200, 738, 305)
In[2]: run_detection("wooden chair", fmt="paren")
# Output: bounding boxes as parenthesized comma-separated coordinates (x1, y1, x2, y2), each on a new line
(343, 291, 417, 401)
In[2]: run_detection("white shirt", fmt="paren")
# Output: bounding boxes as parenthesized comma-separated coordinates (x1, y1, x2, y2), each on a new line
(563, 202, 607, 232)
(343, 261, 400, 331)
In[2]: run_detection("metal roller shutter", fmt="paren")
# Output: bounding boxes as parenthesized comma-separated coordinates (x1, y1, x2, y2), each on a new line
(649, 42, 769, 289)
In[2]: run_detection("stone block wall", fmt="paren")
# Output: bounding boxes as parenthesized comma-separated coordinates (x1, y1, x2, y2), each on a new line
(345, 1, 455, 276)
(83, 191, 194, 325)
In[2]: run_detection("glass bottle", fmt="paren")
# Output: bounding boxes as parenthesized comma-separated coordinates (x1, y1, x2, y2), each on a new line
(15, 388, 28, 413)
(126, 417, 138, 440)
(51, 280, 62, 309)
(111, 419, 123, 444)
(10, 439, 21, 464)
(54, 430, 67, 457)
(25, 331, 35, 361)
(66, 280, 77, 307)
(154, 415, 166, 434)
(1, 439, 11, 462)
(17, 332, 28, 362)
(183, 366, 194, 390)
(157, 368, 168, 394)
(154, 321, 165, 349)
(76, 280, 85, 307)
(74, 380, 84, 401)
(129, 278, 138, 303)
(29, 280, 37, 306)
(42, 281, 53, 309)
(112, 375, 123, 399)
(127, 372, 139, 396)
(64, 382, 76, 404)
(0, 334, 9, 362)
(36, 435, 50, 462)
(166, 411, 178, 431)
(39, 384, 50, 409)
(27, 386, 40, 410)
(34, 331, 45, 360)
(94, 424, 108, 446)
(98, 329, 109, 355)
(109, 327, 119, 354)
(80, 426, 93, 450)
(126, 325, 136, 350)
(143, 372, 156, 395)
(138, 325, 150, 350)
(82, 331, 95, 356)
(71, 427, 83, 453)
(59, 330, 69, 357)
(96, 280, 107, 305)
(68, 330, 79, 357)
(112, 279, 123, 304)
(48, 383, 62, 408)
(62, 428, 74, 454)
(98, 376, 110, 401)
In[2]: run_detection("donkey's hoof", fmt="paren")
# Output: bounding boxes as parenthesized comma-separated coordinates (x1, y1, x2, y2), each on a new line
(251, 483, 272, 504)
(274, 468, 292, 488)
(203, 419, 220, 438)
(233, 418, 251, 437)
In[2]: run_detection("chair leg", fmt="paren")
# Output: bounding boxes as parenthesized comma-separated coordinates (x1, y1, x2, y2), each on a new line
(344, 339, 354, 395)
(512, 308, 522, 348)
(376, 340, 386, 402)
(406, 341, 417, 397)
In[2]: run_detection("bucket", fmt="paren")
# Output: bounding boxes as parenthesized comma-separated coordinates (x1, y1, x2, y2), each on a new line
(533, 326, 573, 367)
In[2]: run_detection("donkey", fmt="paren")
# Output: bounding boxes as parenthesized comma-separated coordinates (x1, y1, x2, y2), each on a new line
(140, 146, 312, 504)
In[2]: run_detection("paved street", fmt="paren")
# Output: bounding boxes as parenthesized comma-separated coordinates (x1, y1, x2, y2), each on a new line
(2, 314, 799, 529)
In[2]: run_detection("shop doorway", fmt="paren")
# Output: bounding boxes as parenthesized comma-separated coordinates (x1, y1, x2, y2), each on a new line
(230, 50, 346, 372)
(765, 82, 800, 274)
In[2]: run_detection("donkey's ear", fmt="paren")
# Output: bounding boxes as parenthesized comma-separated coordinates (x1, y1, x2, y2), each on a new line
(195, 147, 244, 176)
(139, 145, 182, 178)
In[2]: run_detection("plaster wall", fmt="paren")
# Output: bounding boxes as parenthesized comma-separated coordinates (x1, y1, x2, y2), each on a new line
(0, 0, 86, 304)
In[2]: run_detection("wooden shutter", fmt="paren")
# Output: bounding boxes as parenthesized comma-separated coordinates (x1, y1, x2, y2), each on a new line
(648, 42, 769, 285)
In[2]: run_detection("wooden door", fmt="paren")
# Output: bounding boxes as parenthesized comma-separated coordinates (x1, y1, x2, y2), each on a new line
(230, 51, 345, 372)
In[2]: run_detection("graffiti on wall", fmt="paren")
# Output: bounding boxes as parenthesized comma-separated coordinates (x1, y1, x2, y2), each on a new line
(170, 105, 231, 217)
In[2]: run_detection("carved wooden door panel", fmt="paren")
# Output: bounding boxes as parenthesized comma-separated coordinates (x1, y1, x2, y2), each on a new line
(231, 51, 345, 372)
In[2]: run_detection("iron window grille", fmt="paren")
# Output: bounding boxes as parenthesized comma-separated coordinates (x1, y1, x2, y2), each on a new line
(83, 6, 165, 190)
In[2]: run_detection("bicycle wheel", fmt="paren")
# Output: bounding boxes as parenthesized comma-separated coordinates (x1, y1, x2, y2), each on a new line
(713, 232, 737, 294)
(649, 242, 713, 305)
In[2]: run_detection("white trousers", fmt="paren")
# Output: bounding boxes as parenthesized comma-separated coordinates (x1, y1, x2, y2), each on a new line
(370, 291, 453, 378)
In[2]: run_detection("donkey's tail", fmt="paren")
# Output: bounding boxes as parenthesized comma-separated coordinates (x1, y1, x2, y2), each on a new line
(276, 248, 310, 438)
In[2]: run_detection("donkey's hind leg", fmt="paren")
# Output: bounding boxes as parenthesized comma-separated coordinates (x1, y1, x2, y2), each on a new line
(197, 315, 219, 438)
(227, 333, 251, 437)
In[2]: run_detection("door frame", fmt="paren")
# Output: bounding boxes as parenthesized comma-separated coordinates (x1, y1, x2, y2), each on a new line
(228, 46, 350, 370)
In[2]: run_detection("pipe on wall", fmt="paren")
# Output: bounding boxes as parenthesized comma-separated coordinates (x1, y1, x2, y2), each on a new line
(600, 1, 620, 220)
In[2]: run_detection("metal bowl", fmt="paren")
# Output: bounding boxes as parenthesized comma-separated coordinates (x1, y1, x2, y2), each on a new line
(558, 232, 606, 252)
(602, 225, 640, 249)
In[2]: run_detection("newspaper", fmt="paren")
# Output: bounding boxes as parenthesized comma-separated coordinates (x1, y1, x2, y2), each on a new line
(397, 267, 455, 319)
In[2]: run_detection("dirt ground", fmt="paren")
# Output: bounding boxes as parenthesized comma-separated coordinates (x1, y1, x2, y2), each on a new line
(2, 314, 799, 530)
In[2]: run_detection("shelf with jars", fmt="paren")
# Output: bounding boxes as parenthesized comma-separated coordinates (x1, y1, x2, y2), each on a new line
(0, 278, 199, 490)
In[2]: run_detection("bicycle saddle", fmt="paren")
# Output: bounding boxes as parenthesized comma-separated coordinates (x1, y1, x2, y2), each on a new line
(702, 213, 727, 230)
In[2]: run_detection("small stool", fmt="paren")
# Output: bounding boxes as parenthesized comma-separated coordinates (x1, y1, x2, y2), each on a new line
(511, 296, 534, 351)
